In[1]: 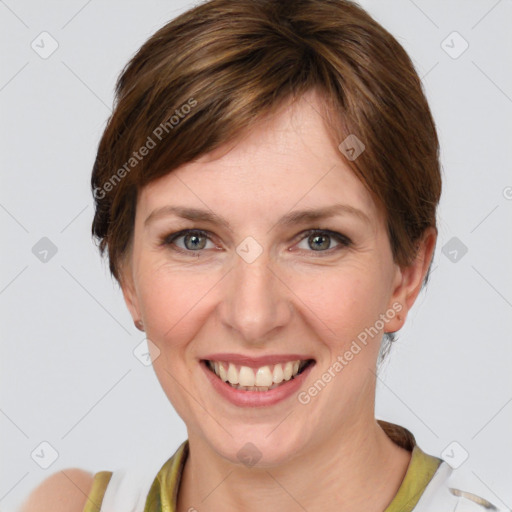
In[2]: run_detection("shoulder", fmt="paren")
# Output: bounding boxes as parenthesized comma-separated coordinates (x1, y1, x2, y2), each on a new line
(414, 460, 509, 512)
(19, 468, 98, 512)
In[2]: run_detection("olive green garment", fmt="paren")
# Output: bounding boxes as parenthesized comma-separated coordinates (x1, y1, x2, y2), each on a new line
(82, 421, 442, 512)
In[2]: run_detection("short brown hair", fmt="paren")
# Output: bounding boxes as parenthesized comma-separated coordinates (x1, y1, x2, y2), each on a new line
(91, 0, 441, 289)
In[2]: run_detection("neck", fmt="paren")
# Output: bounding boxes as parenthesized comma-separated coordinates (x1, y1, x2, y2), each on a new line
(176, 419, 412, 512)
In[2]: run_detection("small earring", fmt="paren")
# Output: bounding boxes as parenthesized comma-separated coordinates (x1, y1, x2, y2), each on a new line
(134, 319, 144, 331)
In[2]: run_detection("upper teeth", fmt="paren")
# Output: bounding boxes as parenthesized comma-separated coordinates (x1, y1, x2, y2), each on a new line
(209, 360, 304, 387)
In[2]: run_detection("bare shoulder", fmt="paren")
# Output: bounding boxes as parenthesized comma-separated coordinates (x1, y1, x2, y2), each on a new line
(19, 468, 95, 512)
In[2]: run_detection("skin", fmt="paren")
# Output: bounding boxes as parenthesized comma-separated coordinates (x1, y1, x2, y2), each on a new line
(20, 469, 94, 512)
(120, 89, 437, 512)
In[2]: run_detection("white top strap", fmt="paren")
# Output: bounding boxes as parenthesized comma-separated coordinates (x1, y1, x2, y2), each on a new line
(100, 459, 162, 512)
(413, 461, 510, 512)
(412, 462, 458, 511)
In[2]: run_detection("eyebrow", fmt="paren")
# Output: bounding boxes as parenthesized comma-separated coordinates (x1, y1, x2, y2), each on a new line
(144, 203, 370, 230)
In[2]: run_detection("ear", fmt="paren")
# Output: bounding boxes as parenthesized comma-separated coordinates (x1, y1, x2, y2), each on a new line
(385, 227, 437, 333)
(118, 258, 143, 329)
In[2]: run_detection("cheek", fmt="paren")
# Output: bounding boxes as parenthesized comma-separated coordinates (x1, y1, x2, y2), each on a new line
(137, 264, 219, 350)
(289, 264, 389, 347)
(136, 268, 217, 416)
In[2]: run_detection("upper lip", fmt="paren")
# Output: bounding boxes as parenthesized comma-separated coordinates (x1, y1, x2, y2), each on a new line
(201, 353, 315, 368)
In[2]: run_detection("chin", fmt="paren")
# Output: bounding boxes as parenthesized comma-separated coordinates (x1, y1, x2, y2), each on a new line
(205, 427, 309, 468)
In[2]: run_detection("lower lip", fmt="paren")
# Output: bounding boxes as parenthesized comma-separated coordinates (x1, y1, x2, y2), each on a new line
(201, 360, 315, 407)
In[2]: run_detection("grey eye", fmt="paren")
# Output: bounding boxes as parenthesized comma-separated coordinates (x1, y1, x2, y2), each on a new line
(297, 233, 335, 251)
(181, 232, 208, 250)
(295, 229, 351, 254)
(165, 230, 214, 251)
(307, 233, 331, 251)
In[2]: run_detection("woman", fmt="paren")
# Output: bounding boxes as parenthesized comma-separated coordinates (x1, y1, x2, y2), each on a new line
(20, 0, 505, 511)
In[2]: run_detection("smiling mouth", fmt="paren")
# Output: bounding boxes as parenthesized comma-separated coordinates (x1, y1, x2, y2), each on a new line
(203, 359, 315, 392)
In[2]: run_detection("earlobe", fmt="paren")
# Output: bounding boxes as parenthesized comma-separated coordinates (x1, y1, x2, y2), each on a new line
(118, 262, 142, 328)
(384, 267, 407, 333)
(134, 319, 145, 331)
(385, 227, 437, 333)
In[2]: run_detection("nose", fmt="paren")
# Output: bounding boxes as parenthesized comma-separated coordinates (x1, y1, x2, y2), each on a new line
(218, 251, 293, 345)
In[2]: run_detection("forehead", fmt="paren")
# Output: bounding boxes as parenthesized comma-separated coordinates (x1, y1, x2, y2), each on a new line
(138, 91, 380, 229)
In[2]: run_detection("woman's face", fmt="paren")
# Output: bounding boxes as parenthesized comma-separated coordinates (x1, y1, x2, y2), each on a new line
(121, 90, 431, 466)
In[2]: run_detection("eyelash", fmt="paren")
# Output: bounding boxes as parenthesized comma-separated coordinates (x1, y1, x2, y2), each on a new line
(159, 228, 352, 257)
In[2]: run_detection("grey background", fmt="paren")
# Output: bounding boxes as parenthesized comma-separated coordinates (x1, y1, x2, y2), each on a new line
(1, 0, 511, 510)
